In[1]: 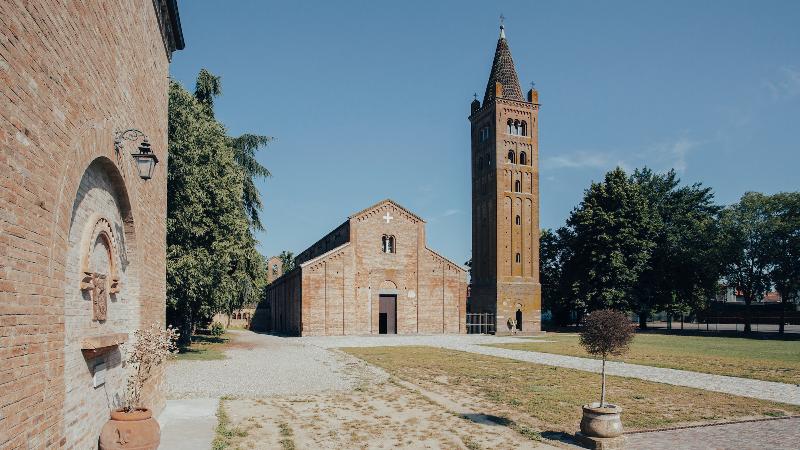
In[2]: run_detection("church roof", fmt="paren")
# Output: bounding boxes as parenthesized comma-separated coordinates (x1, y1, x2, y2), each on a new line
(483, 25, 524, 104)
(349, 199, 425, 223)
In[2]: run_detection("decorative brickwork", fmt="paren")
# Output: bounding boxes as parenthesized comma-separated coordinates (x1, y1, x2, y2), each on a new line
(0, 1, 182, 447)
(254, 200, 468, 336)
(469, 27, 542, 334)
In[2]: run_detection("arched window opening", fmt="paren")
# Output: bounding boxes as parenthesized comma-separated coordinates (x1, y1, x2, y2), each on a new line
(507, 150, 515, 164)
(520, 151, 527, 165)
(514, 120, 521, 135)
(506, 119, 513, 134)
(521, 121, 527, 136)
(515, 253, 521, 263)
(515, 215, 521, 225)
(514, 180, 521, 192)
(382, 235, 395, 254)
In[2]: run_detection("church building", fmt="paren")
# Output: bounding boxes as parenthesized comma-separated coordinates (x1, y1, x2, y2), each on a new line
(254, 200, 468, 336)
(468, 24, 542, 334)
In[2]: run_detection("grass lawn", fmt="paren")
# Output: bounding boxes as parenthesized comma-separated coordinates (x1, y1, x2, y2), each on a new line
(174, 333, 231, 361)
(342, 346, 800, 433)
(486, 333, 800, 385)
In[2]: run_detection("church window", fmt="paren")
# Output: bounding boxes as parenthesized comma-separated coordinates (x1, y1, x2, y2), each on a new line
(382, 235, 395, 254)
(507, 150, 515, 164)
(515, 253, 521, 263)
(515, 215, 521, 225)
(520, 151, 527, 165)
(514, 180, 521, 192)
(521, 121, 527, 136)
(506, 119, 513, 134)
(272, 264, 278, 275)
(513, 120, 521, 135)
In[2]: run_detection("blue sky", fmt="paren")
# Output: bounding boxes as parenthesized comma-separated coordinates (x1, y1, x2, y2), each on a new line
(169, 0, 800, 267)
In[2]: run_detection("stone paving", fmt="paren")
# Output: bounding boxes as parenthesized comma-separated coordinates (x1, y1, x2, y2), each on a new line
(298, 334, 800, 406)
(625, 417, 800, 450)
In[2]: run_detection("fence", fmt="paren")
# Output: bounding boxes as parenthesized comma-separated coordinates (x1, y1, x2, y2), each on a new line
(466, 313, 495, 334)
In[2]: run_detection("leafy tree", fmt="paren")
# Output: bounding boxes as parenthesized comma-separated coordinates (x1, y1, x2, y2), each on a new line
(565, 168, 658, 314)
(579, 309, 634, 407)
(167, 72, 266, 344)
(719, 192, 773, 333)
(766, 192, 800, 334)
(278, 250, 296, 273)
(630, 168, 722, 328)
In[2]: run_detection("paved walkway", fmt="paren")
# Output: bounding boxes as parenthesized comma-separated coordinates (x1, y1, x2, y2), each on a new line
(626, 417, 800, 450)
(158, 398, 218, 450)
(298, 334, 800, 406)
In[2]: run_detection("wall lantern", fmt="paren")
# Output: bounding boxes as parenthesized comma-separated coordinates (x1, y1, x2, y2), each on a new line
(114, 129, 159, 180)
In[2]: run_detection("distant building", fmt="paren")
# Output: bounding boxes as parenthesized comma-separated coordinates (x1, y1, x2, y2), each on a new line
(266, 255, 283, 284)
(253, 199, 467, 336)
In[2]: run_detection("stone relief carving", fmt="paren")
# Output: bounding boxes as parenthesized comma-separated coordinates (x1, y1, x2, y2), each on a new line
(78, 214, 121, 321)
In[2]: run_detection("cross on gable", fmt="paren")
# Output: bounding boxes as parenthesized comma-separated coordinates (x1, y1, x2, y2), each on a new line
(383, 212, 394, 224)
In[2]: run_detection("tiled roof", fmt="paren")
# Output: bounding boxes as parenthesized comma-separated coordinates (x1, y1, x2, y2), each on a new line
(483, 26, 524, 104)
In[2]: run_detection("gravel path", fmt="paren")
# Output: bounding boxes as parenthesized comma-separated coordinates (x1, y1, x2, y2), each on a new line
(298, 334, 800, 406)
(165, 330, 386, 398)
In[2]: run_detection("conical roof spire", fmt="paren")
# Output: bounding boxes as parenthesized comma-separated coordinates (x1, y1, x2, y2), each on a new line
(483, 24, 523, 104)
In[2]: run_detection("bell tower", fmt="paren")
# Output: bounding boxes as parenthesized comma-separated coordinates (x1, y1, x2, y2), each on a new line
(468, 24, 541, 334)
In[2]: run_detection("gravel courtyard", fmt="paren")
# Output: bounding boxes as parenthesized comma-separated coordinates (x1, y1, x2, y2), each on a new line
(166, 330, 387, 398)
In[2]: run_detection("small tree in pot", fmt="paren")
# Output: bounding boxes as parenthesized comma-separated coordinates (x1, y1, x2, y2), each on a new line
(100, 323, 178, 450)
(577, 309, 635, 440)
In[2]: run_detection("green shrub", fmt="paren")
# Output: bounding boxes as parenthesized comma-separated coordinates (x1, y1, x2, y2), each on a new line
(210, 322, 225, 337)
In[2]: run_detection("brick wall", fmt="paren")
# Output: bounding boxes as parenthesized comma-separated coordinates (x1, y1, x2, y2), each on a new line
(0, 1, 174, 447)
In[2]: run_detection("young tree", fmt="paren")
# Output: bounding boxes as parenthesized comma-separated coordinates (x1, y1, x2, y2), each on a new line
(719, 192, 773, 333)
(766, 192, 800, 334)
(566, 168, 658, 314)
(579, 309, 635, 407)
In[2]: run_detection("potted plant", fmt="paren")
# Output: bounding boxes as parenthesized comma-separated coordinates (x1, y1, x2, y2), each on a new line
(99, 323, 178, 450)
(577, 309, 634, 440)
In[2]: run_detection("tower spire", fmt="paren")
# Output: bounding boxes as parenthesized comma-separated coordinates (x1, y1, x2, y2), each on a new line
(483, 22, 523, 104)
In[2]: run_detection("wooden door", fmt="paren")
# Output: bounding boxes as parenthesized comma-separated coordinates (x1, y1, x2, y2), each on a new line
(379, 295, 397, 334)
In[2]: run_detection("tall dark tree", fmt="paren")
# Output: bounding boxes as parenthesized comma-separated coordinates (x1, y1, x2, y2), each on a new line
(719, 192, 773, 333)
(540, 227, 575, 325)
(278, 250, 296, 273)
(766, 192, 800, 334)
(630, 168, 722, 328)
(565, 168, 658, 314)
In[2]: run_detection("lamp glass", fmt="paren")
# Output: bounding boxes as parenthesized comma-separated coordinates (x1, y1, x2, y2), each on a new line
(135, 155, 156, 180)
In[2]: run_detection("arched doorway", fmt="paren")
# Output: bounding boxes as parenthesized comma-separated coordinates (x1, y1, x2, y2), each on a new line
(515, 308, 523, 331)
(63, 157, 139, 444)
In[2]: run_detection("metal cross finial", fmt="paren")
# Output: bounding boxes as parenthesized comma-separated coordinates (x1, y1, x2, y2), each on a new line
(473, 92, 478, 101)
(530, 81, 536, 89)
(500, 13, 505, 26)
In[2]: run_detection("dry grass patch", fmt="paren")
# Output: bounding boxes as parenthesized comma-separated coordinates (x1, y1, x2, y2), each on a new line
(342, 346, 800, 433)
(487, 333, 800, 384)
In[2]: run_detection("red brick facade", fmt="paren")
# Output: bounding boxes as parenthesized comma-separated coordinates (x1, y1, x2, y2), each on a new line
(468, 26, 542, 334)
(0, 1, 182, 447)
(255, 200, 468, 336)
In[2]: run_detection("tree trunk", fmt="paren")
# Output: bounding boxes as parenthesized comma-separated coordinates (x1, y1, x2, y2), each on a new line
(680, 313, 684, 330)
(638, 312, 648, 329)
(600, 357, 607, 407)
(780, 297, 786, 335)
(744, 298, 752, 333)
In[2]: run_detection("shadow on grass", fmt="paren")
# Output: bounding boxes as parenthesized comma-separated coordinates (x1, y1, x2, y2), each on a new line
(459, 413, 572, 443)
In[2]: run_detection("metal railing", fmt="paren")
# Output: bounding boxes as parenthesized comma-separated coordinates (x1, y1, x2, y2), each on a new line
(466, 313, 496, 334)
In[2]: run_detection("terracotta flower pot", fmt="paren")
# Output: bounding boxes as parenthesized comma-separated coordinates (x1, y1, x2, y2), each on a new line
(580, 403, 623, 438)
(99, 408, 160, 450)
